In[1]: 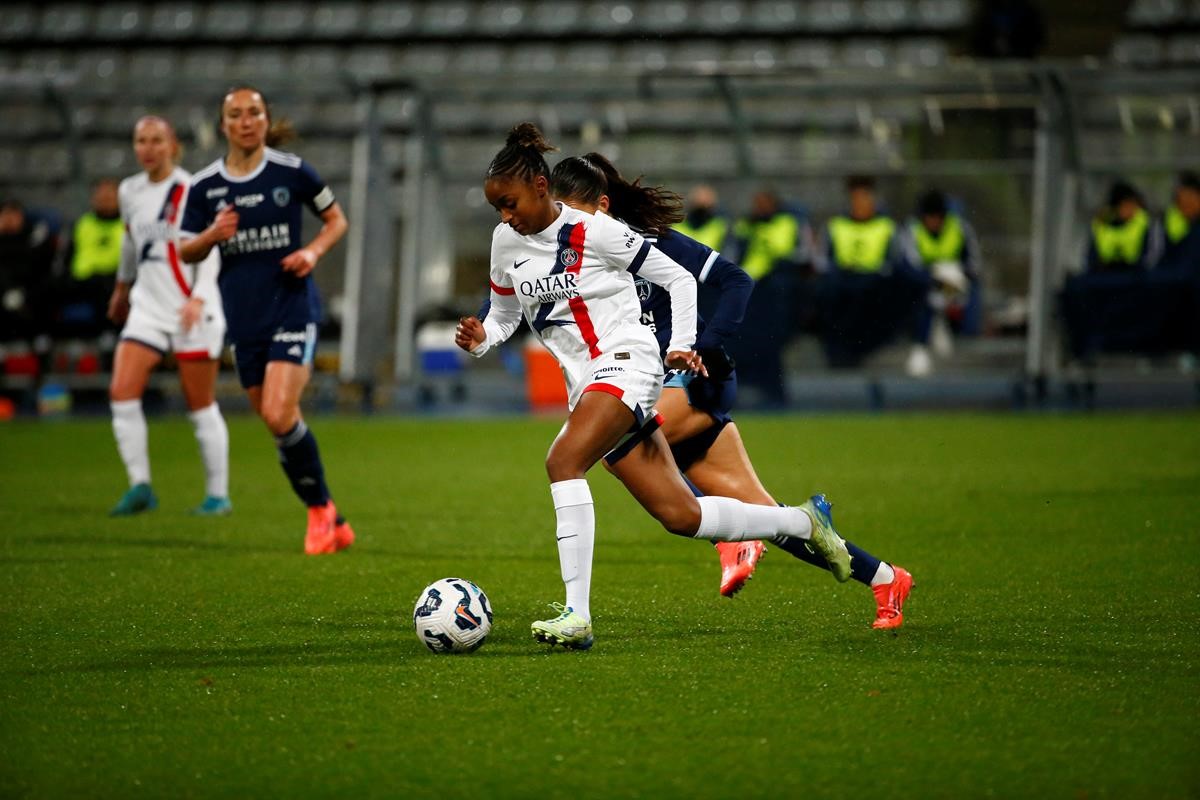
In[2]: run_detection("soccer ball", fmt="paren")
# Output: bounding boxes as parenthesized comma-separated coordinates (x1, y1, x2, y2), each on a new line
(413, 578, 494, 654)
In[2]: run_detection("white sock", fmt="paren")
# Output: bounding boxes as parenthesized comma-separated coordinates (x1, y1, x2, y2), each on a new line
(871, 562, 896, 587)
(694, 496, 813, 542)
(550, 479, 594, 622)
(111, 399, 150, 486)
(189, 403, 229, 499)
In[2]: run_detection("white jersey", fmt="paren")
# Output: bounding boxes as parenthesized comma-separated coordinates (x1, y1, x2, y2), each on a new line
(118, 166, 222, 329)
(474, 204, 698, 404)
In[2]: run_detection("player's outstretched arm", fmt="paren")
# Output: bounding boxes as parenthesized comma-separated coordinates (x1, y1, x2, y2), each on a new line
(281, 202, 348, 278)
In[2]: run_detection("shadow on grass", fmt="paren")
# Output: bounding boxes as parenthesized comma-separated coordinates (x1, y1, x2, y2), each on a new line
(18, 533, 290, 555)
(12, 639, 412, 675)
(0, 555, 124, 565)
(807, 623, 1199, 678)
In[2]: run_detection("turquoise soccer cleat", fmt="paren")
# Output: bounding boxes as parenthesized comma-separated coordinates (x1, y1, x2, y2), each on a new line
(531, 603, 594, 650)
(190, 496, 233, 517)
(109, 483, 158, 517)
(799, 494, 853, 583)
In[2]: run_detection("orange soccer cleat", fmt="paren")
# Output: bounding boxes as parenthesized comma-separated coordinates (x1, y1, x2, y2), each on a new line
(304, 501, 338, 555)
(333, 511, 356, 551)
(872, 565, 914, 629)
(717, 540, 765, 598)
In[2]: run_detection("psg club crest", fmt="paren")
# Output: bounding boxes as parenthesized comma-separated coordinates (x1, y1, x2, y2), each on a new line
(636, 278, 652, 301)
(273, 187, 290, 207)
(560, 248, 579, 268)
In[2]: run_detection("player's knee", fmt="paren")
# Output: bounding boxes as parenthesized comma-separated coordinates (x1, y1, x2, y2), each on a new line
(259, 403, 298, 436)
(109, 378, 137, 403)
(185, 395, 215, 412)
(545, 452, 587, 483)
(656, 499, 701, 537)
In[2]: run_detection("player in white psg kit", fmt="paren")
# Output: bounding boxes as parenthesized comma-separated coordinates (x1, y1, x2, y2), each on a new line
(455, 124, 851, 651)
(106, 116, 231, 517)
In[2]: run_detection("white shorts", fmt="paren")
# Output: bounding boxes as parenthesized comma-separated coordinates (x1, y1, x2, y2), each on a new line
(120, 304, 226, 361)
(568, 350, 664, 427)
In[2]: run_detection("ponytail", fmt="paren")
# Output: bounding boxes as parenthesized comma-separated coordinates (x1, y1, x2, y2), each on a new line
(487, 122, 556, 183)
(579, 153, 683, 237)
(265, 118, 297, 147)
(219, 84, 297, 148)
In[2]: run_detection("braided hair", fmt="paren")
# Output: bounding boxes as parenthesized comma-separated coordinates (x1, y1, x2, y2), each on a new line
(487, 122, 557, 183)
(552, 152, 683, 237)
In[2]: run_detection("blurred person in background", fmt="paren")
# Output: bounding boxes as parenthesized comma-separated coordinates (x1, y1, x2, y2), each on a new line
(905, 189, 984, 373)
(1084, 180, 1160, 274)
(1159, 171, 1200, 272)
(58, 178, 123, 336)
(0, 198, 56, 343)
(969, 0, 1046, 59)
(1157, 172, 1200, 362)
(817, 176, 930, 372)
(1063, 180, 1183, 371)
(180, 85, 353, 555)
(727, 189, 813, 405)
(671, 184, 729, 252)
(106, 116, 231, 518)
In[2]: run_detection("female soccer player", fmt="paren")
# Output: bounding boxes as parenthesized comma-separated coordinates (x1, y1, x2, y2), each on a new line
(106, 115, 230, 517)
(550, 153, 914, 629)
(455, 123, 851, 650)
(178, 86, 353, 555)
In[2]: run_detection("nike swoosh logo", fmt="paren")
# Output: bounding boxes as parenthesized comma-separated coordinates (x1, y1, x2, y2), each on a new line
(514, 259, 529, 269)
(556, 534, 577, 541)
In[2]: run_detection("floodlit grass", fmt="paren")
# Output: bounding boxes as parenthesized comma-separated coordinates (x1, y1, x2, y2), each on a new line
(2, 413, 1198, 798)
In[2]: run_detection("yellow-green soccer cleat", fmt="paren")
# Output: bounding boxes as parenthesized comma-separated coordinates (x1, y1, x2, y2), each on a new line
(531, 603, 594, 651)
(800, 494, 853, 583)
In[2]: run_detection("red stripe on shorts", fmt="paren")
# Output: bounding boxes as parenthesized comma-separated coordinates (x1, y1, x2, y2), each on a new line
(584, 382, 625, 400)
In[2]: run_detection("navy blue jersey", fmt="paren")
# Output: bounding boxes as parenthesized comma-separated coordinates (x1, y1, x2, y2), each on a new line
(180, 148, 335, 343)
(634, 229, 753, 357)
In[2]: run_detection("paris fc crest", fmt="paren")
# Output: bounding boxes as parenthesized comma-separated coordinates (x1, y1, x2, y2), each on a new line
(636, 278, 652, 301)
(560, 248, 579, 267)
(273, 187, 290, 207)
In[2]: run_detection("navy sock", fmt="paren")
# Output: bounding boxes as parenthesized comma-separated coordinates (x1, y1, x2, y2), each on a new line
(772, 536, 883, 585)
(275, 421, 331, 508)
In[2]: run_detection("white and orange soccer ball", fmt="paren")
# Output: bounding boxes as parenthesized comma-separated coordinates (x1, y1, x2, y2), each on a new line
(413, 578, 494, 654)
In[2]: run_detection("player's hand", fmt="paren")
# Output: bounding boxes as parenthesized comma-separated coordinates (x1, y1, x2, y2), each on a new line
(455, 316, 486, 352)
(665, 349, 707, 377)
(179, 297, 204, 332)
(209, 205, 239, 243)
(696, 346, 734, 381)
(281, 248, 319, 278)
(106, 285, 130, 324)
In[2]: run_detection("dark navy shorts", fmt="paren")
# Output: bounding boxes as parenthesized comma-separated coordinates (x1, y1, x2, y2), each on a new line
(663, 369, 737, 427)
(663, 369, 738, 471)
(231, 323, 317, 389)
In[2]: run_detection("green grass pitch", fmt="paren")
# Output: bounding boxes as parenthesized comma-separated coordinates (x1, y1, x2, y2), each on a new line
(2, 413, 1198, 798)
